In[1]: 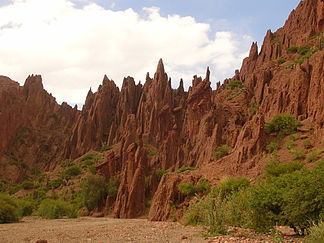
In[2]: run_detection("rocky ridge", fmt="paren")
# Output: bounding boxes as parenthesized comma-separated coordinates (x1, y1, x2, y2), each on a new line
(0, 0, 323, 220)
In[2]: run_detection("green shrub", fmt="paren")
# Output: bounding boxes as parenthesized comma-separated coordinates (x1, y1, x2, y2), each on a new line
(225, 80, 243, 90)
(306, 149, 322, 163)
(81, 175, 107, 211)
(223, 188, 252, 228)
(290, 133, 300, 141)
(48, 178, 64, 190)
(107, 177, 119, 200)
(194, 178, 211, 195)
(147, 151, 157, 157)
(60, 159, 72, 167)
(155, 169, 167, 182)
(249, 101, 260, 116)
(0, 180, 6, 192)
(62, 166, 81, 180)
(215, 177, 250, 199)
(297, 46, 311, 55)
(184, 191, 227, 235)
(178, 182, 195, 196)
(265, 161, 304, 178)
(290, 149, 305, 160)
(21, 180, 34, 190)
(303, 140, 313, 149)
(8, 184, 21, 195)
(265, 114, 301, 135)
(0, 193, 19, 223)
(81, 154, 97, 161)
(285, 140, 295, 150)
(213, 145, 230, 159)
(37, 199, 75, 219)
(277, 59, 286, 64)
(16, 199, 35, 217)
(175, 167, 197, 173)
(183, 197, 206, 226)
(178, 179, 211, 197)
(183, 160, 324, 234)
(308, 31, 323, 40)
(287, 46, 298, 53)
(266, 141, 280, 153)
(100, 145, 113, 152)
(305, 222, 324, 243)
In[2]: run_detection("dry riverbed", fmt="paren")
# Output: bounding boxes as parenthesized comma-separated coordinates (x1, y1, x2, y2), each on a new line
(0, 216, 206, 243)
(0, 217, 303, 243)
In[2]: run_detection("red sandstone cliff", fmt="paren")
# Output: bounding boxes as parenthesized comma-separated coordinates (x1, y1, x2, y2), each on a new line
(0, 75, 78, 182)
(0, 0, 323, 219)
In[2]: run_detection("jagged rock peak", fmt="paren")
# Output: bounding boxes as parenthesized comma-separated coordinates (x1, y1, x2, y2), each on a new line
(156, 58, 165, 74)
(24, 74, 44, 90)
(205, 67, 210, 82)
(178, 79, 184, 90)
(122, 76, 135, 88)
(249, 42, 258, 60)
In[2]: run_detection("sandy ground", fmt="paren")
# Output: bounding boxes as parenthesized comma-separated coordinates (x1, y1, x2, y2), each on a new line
(0, 217, 207, 243)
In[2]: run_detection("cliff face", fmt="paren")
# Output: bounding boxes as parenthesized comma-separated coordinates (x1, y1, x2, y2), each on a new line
(0, 75, 79, 182)
(0, 0, 323, 219)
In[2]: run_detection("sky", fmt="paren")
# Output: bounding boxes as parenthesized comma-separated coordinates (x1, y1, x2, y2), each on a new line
(0, 0, 301, 107)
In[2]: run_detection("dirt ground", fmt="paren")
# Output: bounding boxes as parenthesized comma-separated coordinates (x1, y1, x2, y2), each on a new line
(0, 217, 304, 243)
(0, 217, 207, 243)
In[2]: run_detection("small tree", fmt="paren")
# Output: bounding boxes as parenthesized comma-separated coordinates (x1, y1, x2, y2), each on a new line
(265, 114, 301, 135)
(213, 145, 230, 159)
(81, 175, 107, 211)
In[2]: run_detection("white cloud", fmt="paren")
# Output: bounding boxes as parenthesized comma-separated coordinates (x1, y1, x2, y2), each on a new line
(0, 0, 252, 105)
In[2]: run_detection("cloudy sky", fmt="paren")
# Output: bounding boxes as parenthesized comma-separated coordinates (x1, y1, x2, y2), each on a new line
(0, 0, 300, 106)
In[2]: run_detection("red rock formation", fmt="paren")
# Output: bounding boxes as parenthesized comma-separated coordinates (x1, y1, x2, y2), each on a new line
(0, 75, 78, 182)
(0, 0, 323, 220)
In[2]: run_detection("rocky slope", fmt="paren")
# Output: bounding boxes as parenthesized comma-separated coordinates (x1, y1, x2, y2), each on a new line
(0, 0, 323, 219)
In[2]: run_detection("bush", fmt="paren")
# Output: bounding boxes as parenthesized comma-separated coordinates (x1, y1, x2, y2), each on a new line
(306, 149, 322, 163)
(215, 177, 250, 199)
(0, 193, 19, 223)
(249, 101, 260, 116)
(303, 140, 313, 149)
(297, 46, 311, 55)
(266, 141, 280, 153)
(305, 222, 324, 243)
(287, 46, 298, 53)
(0, 180, 6, 192)
(147, 151, 157, 157)
(285, 140, 295, 150)
(290, 149, 305, 160)
(184, 193, 227, 235)
(60, 159, 72, 167)
(290, 133, 300, 141)
(155, 169, 167, 182)
(21, 180, 34, 190)
(107, 177, 119, 200)
(175, 167, 197, 173)
(213, 145, 230, 159)
(178, 179, 211, 197)
(277, 59, 286, 64)
(62, 166, 81, 180)
(37, 199, 75, 219)
(178, 183, 195, 196)
(48, 178, 64, 190)
(265, 114, 301, 135)
(100, 145, 113, 152)
(265, 161, 304, 178)
(195, 178, 211, 195)
(81, 175, 107, 211)
(16, 199, 35, 217)
(225, 80, 243, 90)
(183, 160, 324, 235)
